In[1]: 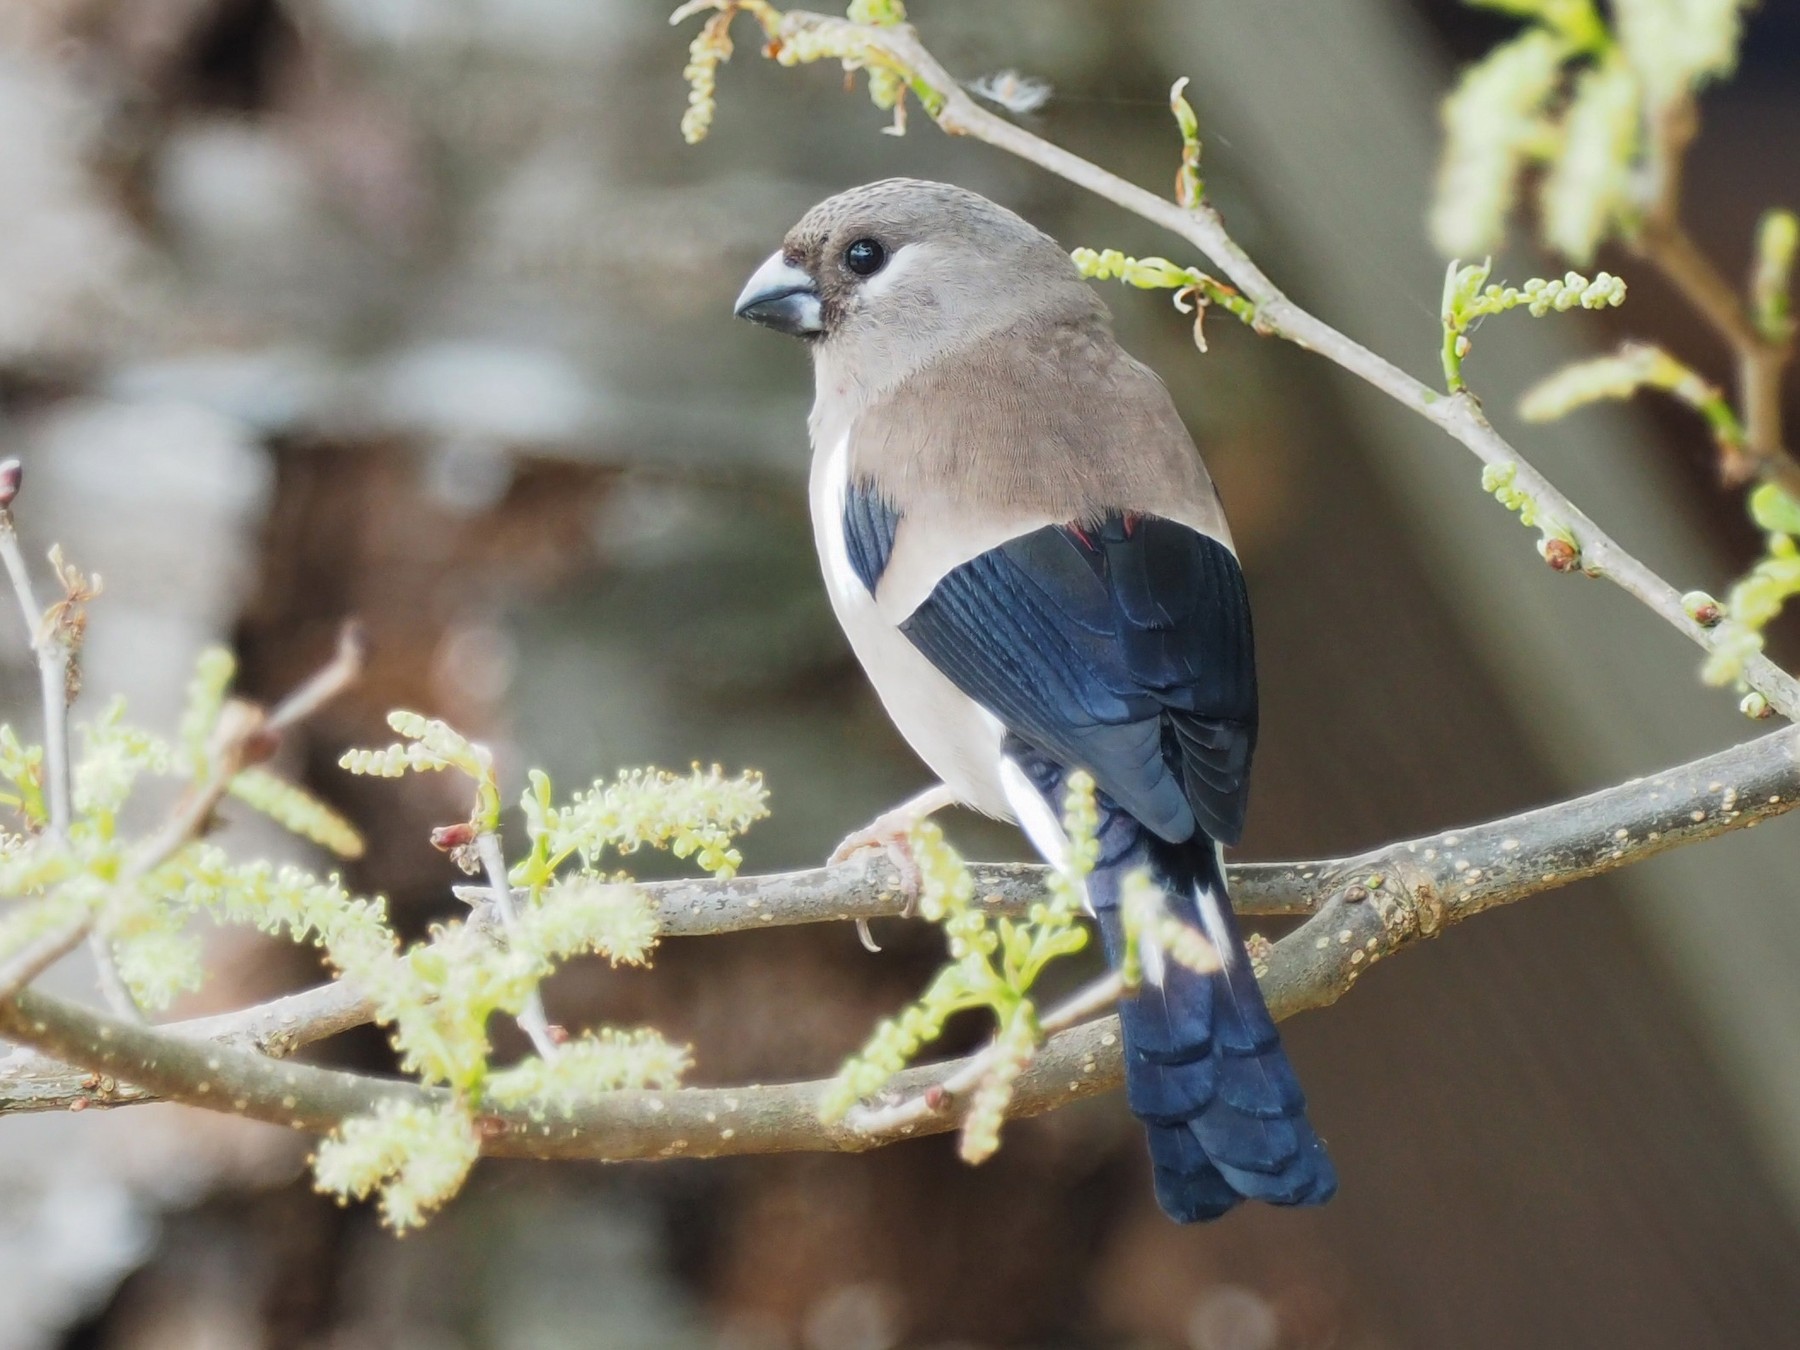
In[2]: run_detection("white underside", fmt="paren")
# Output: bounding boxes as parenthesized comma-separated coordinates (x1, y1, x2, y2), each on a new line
(997, 758, 1067, 868)
(812, 434, 1013, 820)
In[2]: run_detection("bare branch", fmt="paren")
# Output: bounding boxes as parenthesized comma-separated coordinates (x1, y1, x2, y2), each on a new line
(0, 979, 379, 1112)
(87, 935, 145, 1022)
(0, 461, 134, 1013)
(3, 726, 1794, 1148)
(0, 919, 92, 1009)
(267, 621, 367, 733)
(1630, 96, 1798, 494)
(0, 463, 72, 841)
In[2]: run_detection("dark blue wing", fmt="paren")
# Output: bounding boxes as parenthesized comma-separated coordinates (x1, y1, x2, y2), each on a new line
(847, 485, 1256, 845)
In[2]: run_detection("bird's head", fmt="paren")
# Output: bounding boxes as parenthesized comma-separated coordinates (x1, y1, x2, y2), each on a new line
(734, 178, 1099, 376)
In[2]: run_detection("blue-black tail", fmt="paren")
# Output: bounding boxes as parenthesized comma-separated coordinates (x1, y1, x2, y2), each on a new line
(1089, 827, 1337, 1223)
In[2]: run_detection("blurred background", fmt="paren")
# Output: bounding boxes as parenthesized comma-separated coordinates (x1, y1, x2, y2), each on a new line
(1, 0, 1799, 1346)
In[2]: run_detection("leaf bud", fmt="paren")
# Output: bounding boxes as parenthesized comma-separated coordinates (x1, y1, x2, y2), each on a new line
(1540, 537, 1581, 572)
(1682, 591, 1724, 627)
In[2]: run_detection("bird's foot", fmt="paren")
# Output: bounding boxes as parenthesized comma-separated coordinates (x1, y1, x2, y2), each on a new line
(831, 785, 959, 949)
(835, 820, 924, 954)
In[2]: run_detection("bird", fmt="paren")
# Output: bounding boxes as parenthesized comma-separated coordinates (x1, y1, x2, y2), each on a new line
(732, 178, 1336, 1222)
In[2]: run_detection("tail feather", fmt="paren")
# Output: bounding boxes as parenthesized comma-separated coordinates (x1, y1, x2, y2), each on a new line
(1000, 740, 1334, 1223)
(1215, 1052, 1306, 1119)
(1126, 1056, 1217, 1125)
(1093, 828, 1337, 1221)
(1196, 1101, 1303, 1175)
(1147, 1125, 1242, 1223)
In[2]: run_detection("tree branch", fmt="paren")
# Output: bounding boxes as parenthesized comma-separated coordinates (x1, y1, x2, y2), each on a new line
(0, 461, 129, 1013)
(0, 466, 72, 843)
(0, 858, 1259, 1114)
(1633, 98, 1797, 494)
(3, 726, 1794, 1152)
(0, 918, 95, 1010)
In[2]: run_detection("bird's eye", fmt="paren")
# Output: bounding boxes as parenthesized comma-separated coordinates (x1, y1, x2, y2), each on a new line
(844, 238, 887, 276)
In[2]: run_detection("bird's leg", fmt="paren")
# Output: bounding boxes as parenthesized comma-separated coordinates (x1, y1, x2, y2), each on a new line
(832, 783, 960, 946)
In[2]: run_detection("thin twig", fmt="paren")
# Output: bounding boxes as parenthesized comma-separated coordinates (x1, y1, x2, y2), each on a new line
(1634, 97, 1798, 493)
(0, 919, 91, 1008)
(267, 621, 367, 733)
(131, 755, 242, 875)
(0, 463, 127, 1012)
(1634, 218, 1799, 494)
(475, 830, 560, 1059)
(87, 937, 144, 1021)
(0, 488, 70, 839)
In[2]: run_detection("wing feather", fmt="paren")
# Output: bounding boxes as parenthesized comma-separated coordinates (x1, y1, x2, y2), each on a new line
(848, 484, 1257, 844)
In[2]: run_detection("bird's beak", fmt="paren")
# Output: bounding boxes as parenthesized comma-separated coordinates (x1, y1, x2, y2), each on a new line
(734, 251, 822, 336)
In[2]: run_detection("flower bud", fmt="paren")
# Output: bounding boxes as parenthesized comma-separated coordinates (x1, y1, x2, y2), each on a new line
(431, 821, 479, 852)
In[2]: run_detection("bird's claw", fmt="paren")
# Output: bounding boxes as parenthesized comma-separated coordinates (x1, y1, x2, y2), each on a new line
(832, 822, 925, 914)
(830, 786, 958, 950)
(832, 815, 928, 956)
(854, 918, 883, 954)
